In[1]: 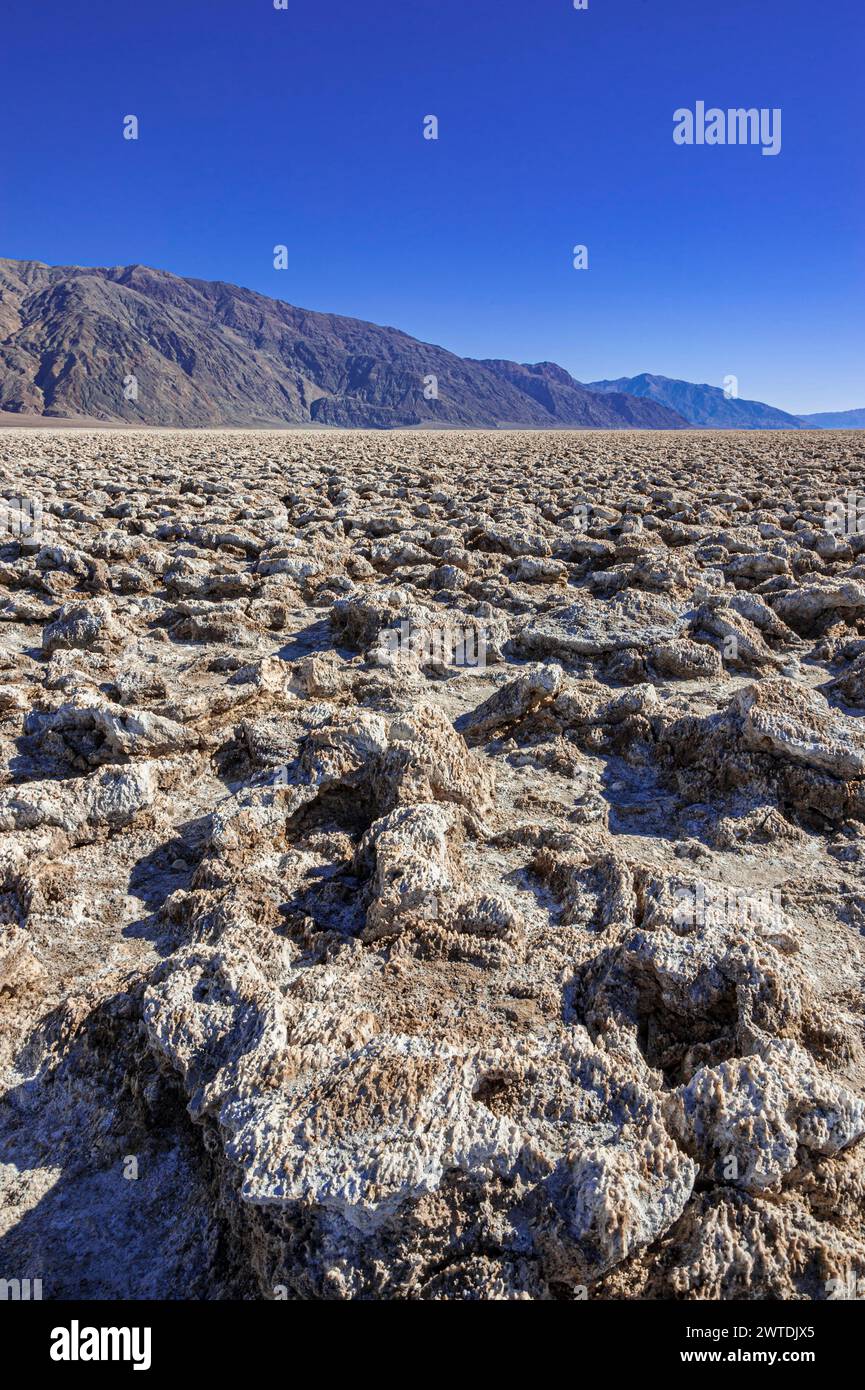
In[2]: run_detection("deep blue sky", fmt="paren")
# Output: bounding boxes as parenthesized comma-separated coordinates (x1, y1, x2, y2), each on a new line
(1, 0, 862, 412)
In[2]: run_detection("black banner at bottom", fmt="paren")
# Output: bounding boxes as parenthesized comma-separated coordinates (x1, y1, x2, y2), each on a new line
(1, 1295, 858, 1376)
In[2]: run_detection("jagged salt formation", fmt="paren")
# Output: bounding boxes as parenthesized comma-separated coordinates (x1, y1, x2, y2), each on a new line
(1, 427, 865, 1300)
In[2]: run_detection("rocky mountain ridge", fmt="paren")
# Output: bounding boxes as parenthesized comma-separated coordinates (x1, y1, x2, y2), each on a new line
(0, 259, 688, 430)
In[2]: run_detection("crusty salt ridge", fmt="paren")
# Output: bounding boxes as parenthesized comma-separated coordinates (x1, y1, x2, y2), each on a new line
(1, 427, 865, 1300)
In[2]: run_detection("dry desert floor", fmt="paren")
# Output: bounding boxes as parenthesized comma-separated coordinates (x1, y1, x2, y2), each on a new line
(1, 427, 865, 1301)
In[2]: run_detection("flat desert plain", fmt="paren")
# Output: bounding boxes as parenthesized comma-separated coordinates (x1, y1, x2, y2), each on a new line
(2, 427, 865, 1301)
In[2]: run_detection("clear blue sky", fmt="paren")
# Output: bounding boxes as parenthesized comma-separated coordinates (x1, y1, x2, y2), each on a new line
(1, 0, 862, 412)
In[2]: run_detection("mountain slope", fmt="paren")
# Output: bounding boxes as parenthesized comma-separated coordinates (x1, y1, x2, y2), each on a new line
(474, 360, 687, 429)
(588, 372, 807, 430)
(0, 259, 688, 430)
(798, 408, 865, 429)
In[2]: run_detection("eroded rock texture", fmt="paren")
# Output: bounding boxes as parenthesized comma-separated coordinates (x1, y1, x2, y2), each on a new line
(2, 427, 865, 1301)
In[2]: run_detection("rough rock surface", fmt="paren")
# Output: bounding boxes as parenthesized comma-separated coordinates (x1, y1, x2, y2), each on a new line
(1, 426, 865, 1302)
(0, 259, 688, 431)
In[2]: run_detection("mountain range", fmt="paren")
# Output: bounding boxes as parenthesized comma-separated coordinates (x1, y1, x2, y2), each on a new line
(0, 259, 860, 431)
(797, 408, 865, 429)
(587, 373, 808, 430)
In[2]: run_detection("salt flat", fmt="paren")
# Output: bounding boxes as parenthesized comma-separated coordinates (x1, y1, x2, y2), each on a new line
(1, 427, 864, 1300)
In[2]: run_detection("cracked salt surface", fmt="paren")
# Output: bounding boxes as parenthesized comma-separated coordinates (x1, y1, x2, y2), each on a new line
(1, 427, 865, 1299)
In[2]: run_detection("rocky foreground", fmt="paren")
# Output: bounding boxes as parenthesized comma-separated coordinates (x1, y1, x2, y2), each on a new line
(1, 427, 865, 1301)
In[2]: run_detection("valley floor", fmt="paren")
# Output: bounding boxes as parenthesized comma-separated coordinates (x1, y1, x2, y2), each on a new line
(1, 428, 864, 1300)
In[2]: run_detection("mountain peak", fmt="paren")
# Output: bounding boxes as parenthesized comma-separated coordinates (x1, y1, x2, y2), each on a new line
(0, 258, 688, 430)
(587, 373, 808, 430)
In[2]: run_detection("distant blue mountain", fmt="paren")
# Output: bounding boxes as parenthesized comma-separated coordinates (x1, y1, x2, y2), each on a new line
(798, 408, 865, 429)
(587, 373, 808, 430)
